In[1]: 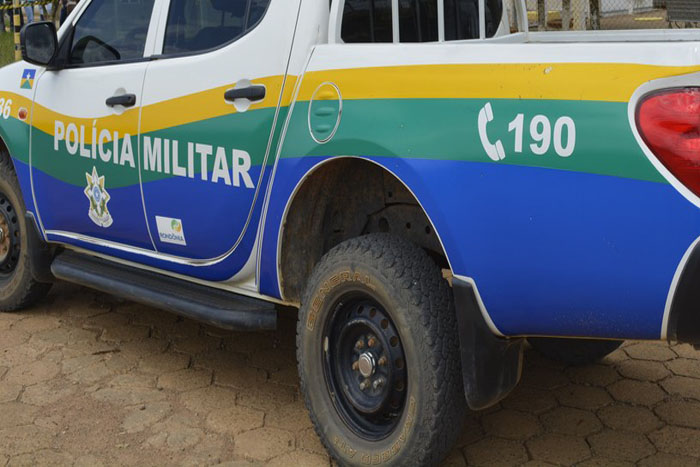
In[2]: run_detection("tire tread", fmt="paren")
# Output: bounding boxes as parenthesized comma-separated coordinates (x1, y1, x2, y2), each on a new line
(0, 149, 51, 312)
(297, 233, 465, 466)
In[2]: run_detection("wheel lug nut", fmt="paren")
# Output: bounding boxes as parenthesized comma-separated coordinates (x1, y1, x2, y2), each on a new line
(352, 360, 359, 371)
(355, 339, 364, 350)
(368, 337, 376, 348)
(378, 356, 387, 366)
(359, 379, 370, 391)
(373, 378, 385, 390)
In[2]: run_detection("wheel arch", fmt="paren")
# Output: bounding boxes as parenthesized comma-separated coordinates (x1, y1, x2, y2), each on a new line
(278, 156, 526, 414)
(0, 131, 38, 219)
(277, 156, 454, 305)
(0, 133, 16, 169)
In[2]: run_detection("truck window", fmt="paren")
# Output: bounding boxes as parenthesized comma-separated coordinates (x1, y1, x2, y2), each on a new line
(69, 0, 156, 65)
(399, 0, 439, 42)
(163, 0, 271, 54)
(444, 0, 501, 39)
(341, 0, 393, 43)
(341, 0, 502, 43)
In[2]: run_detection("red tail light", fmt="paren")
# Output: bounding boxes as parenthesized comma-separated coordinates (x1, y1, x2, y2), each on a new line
(637, 87, 700, 197)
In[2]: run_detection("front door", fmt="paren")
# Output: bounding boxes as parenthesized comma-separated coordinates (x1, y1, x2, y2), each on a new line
(139, 0, 298, 260)
(30, 0, 159, 250)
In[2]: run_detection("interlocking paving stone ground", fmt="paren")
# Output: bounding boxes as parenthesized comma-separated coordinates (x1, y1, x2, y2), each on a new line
(1, 282, 700, 466)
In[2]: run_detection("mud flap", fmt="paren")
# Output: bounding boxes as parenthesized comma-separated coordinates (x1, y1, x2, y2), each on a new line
(25, 213, 55, 283)
(667, 239, 700, 346)
(452, 277, 524, 410)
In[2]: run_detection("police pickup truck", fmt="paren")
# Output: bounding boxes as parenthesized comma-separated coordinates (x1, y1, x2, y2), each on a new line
(3, 0, 700, 464)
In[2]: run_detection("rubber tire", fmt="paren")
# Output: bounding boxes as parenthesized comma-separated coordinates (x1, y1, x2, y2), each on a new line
(528, 337, 623, 365)
(0, 151, 51, 311)
(297, 233, 465, 467)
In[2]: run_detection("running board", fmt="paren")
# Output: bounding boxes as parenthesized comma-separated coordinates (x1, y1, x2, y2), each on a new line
(51, 250, 277, 331)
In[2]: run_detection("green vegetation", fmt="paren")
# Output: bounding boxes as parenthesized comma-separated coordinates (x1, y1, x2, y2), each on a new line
(0, 32, 15, 68)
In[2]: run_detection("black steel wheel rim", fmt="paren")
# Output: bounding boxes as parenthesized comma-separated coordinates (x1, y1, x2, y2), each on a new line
(0, 192, 20, 278)
(322, 294, 408, 440)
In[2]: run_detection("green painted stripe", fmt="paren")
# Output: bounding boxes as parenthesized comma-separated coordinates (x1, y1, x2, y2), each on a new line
(281, 98, 666, 184)
(25, 97, 666, 188)
(0, 117, 30, 165)
(31, 130, 141, 188)
(29, 107, 279, 188)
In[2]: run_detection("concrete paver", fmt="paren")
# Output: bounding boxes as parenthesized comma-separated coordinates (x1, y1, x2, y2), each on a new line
(1, 281, 700, 466)
(527, 433, 591, 465)
(597, 404, 663, 434)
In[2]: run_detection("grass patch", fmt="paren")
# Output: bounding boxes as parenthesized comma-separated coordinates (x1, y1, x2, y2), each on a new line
(0, 32, 16, 67)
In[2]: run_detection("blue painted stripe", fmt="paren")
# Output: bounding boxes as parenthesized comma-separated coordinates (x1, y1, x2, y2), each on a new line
(32, 167, 154, 250)
(261, 156, 700, 339)
(28, 158, 268, 279)
(142, 166, 266, 259)
(12, 158, 37, 216)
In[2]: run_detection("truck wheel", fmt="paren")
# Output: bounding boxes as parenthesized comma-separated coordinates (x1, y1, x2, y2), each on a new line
(0, 153, 51, 311)
(528, 337, 623, 365)
(297, 233, 465, 466)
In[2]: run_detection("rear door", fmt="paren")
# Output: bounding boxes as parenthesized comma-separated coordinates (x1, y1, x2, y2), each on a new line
(139, 0, 299, 260)
(141, 0, 299, 260)
(30, 0, 160, 250)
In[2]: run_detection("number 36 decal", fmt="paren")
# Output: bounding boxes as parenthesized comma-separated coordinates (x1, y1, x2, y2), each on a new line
(478, 102, 576, 162)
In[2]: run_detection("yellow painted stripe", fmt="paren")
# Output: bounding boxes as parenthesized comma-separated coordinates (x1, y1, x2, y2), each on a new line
(0, 92, 34, 121)
(28, 75, 288, 143)
(16, 62, 700, 144)
(140, 75, 286, 134)
(298, 63, 700, 103)
(32, 108, 140, 145)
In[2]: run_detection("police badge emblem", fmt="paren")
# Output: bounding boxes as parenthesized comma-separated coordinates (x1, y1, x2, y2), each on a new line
(84, 167, 113, 228)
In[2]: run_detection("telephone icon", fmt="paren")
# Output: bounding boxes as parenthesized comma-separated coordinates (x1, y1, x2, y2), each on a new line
(478, 102, 506, 161)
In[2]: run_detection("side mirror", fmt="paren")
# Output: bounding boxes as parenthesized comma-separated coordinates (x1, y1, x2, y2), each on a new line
(20, 22, 58, 67)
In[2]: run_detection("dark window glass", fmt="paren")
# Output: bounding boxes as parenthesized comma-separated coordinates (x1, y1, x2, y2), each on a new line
(163, 0, 271, 54)
(70, 0, 155, 64)
(341, 0, 392, 43)
(247, 0, 268, 27)
(340, 0, 502, 43)
(399, 0, 438, 42)
(444, 0, 502, 39)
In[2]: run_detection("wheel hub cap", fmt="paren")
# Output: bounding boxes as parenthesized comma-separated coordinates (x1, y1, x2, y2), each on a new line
(323, 297, 407, 440)
(358, 352, 376, 378)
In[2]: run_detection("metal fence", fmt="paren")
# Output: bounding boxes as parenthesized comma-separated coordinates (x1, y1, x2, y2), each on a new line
(517, 0, 700, 30)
